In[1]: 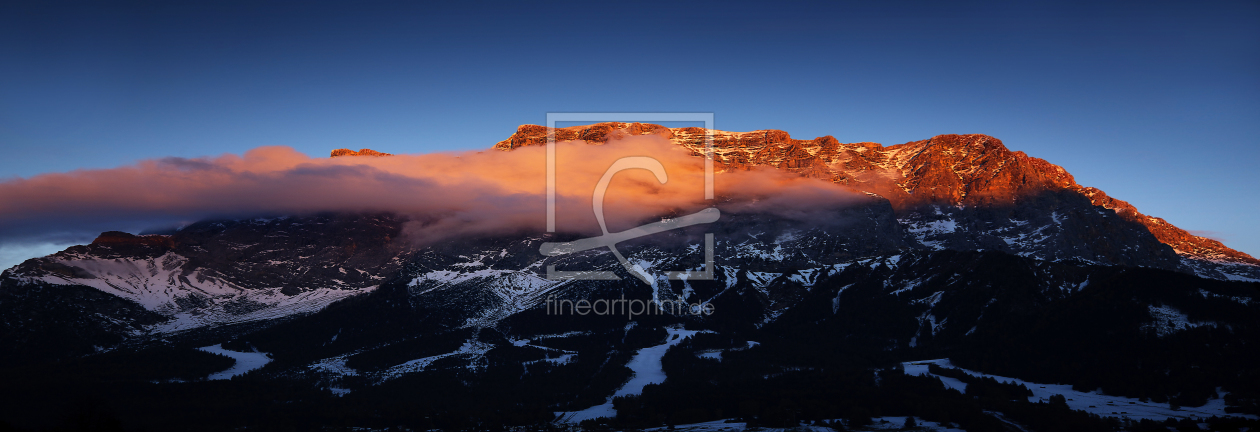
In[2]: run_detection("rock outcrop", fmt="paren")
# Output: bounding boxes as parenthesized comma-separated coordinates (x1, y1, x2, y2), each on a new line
(331, 148, 393, 157)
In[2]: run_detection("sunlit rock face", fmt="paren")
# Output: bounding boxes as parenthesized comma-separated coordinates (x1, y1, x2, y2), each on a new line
(331, 148, 393, 157)
(499, 122, 1258, 273)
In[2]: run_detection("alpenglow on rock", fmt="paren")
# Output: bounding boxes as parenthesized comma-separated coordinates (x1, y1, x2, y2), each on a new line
(497, 122, 1259, 279)
(330, 148, 393, 157)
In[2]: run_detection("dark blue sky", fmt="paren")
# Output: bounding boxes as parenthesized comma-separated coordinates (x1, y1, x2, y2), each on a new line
(1, 0, 1258, 256)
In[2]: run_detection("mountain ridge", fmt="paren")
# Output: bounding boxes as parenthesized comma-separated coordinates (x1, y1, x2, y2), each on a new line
(494, 122, 1257, 266)
(0, 124, 1258, 430)
(0, 122, 1255, 366)
(330, 148, 393, 157)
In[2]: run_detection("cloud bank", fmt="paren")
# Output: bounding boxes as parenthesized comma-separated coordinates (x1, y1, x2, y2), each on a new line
(0, 135, 866, 250)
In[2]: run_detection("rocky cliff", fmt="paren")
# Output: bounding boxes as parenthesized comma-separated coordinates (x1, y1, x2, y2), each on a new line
(495, 122, 1258, 269)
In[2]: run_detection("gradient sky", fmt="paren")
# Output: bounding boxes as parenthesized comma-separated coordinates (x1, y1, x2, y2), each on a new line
(1, 0, 1258, 262)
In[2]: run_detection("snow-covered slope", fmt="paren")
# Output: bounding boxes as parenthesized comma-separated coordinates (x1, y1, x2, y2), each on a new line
(1, 214, 410, 340)
(903, 359, 1256, 421)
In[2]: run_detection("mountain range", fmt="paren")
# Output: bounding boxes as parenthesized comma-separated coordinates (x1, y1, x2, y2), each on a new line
(0, 123, 1257, 431)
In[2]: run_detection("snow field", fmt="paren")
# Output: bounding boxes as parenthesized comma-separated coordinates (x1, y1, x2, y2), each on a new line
(902, 358, 1257, 422)
(198, 344, 272, 380)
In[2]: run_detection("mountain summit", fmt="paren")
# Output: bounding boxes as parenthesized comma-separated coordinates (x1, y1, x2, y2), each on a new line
(497, 122, 1258, 271)
(330, 148, 393, 157)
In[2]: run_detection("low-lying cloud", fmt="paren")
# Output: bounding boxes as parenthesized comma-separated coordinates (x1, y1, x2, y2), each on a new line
(0, 135, 866, 251)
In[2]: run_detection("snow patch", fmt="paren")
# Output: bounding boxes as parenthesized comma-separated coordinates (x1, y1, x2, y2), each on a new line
(786, 268, 821, 287)
(832, 284, 855, 314)
(558, 328, 701, 423)
(745, 271, 781, 289)
(199, 344, 271, 380)
(902, 359, 1255, 421)
(1143, 304, 1217, 337)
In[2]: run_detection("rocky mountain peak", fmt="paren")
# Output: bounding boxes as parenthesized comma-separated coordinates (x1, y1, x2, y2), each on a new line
(90, 231, 175, 249)
(331, 148, 393, 157)
(493, 122, 673, 150)
(492, 122, 1258, 266)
